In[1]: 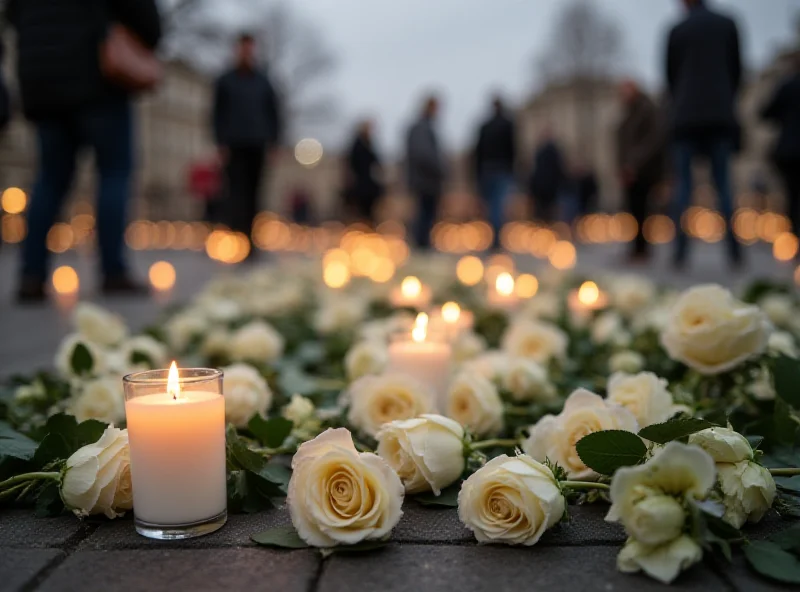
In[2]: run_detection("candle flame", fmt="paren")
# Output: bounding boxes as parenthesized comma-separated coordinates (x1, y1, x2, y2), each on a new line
(412, 312, 428, 342)
(496, 272, 515, 296)
(578, 281, 600, 306)
(167, 361, 181, 400)
(401, 276, 422, 298)
(441, 301, 461, 324)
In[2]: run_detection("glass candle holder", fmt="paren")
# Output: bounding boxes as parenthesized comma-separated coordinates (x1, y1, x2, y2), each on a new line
(123, 367, 227, 540)
(386, 321, 452, 410)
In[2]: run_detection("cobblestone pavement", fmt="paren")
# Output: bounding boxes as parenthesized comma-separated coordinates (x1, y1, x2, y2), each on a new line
(0, 243, 795, 591)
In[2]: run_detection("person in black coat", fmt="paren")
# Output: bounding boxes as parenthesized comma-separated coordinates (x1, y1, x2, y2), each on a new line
(473, 95, 516, 249)
(212, 33, 282, 246)
(528, 127, 565, 224)
(666, 0, 742, 268)
(7, 0, 162, 302)
(344, 119, 383, 225)
(761, 57, 800, 236)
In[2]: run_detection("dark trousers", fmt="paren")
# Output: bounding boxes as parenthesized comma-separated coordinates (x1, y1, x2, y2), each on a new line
(415, 193, 439, 249)
(625, 177, 654, 256)
(776, 160, 800, 235)
(479, 172, 514, 249)
(22, 100, 133, 280)
(226, 145, 266, 236)
(672, 137, 740, 264)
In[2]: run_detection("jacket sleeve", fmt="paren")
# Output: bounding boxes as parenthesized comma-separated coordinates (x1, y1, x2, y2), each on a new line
(212, 76, 225, 146)
(264, 76, 282, 146)
(110, 0, 162, 49)
(729, 20, 742, 93)
(409, 126, 442, 178)
(666, 28, 678, 95)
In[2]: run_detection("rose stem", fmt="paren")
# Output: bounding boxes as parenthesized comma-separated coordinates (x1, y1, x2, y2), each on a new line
(561, 481, 610, 491)
(471, 439, 520, 451)
(0, 472, 60, 491)
(769, 468, 800, 477)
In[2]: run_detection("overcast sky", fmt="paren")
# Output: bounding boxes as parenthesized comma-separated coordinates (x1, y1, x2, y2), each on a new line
(212, 0, 799, 155)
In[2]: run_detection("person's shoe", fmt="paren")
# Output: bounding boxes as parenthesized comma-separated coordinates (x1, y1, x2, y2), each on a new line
(16, 276, 47, 304)
(102, 274, 149, 296)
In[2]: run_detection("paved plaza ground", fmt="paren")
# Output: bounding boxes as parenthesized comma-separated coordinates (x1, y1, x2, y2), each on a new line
(0, 242, 795, 591)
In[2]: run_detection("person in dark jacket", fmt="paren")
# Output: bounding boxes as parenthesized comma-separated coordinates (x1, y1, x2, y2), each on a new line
(528, 127, 565, 223)
(617, 79, 666, 261)
(7, 0, 162, 302)
(212, 33, 282, 246)
(473, 95, 516, 249)
(666, 0, 742, 268)
(406, 95, 445, 249)
(344, 119, 383, 225)
(761, 57, 800, 236)
(574, 161, 599, 217)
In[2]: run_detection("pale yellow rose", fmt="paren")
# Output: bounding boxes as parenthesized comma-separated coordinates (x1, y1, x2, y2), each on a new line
(68, 378, 125, 425)
(617, 535, 703, 584)
(606, 372, 675, 428)
(314, 297, 368, 335)
(165, 309, 207, 352)
(624, 495, 686, 546)
(74, 302, 128, 346)
(346, 373, 433, 437)
(717, 461, 776, 528)
(611, 276, 657, 318)
(376, 414, 465, 495)
(470, 351, 511, 383)
(609, 351, 645, 374)
(502, 357, 556, 403)
(222, 363, 273, 428)
(229, 320, 285, 364)
(345, 340, 388, 381)
(56, 334, 107, 378)
(768, 331, 798, 358)
(288, 428, 404, 547)
(591, 312, 630, 347)
(458, 454, 565, 546)
(502, 319, 568, 365)
(759, 294, 794, 328)
(660, 284, 771, 375)
(524, 389, 638, 480)
(687, 427, 752, 463)
(282, 394, 316, 426)
(453, 331, 487, 363)
(518, 292, 561, 321)
(445, 371, 504, 438)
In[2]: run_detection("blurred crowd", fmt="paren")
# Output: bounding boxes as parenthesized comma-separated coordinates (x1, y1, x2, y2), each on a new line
(1, 0, 800, 303)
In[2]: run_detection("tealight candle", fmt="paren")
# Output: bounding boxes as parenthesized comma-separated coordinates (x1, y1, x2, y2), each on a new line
(387, 313, 452, 409)
(430, 301, 474, 340)
(123, 363, 227, 540)
(389, 276, 432, 309)
(486, 272, 519, 312)
(568, 281, 608, 314)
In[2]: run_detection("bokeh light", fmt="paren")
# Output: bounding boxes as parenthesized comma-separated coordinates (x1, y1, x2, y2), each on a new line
(294, 138, 323, 168)
(401, 276, 422, 298)
(441, 302, 461, 324)
(643, 215, 675, 244)
(456, 255, 484, 286)
(1, 187, 27, 214)
(578, 281, 600, 306)
(495, 272, 515, 296)
(515, 273, 539, 299)
(773, 232, 799, 262)
(52, 266, 79, 295)
(149, 261, 176, 291)
(323, 260, 351, 289)
(46, 223, 74, 253)
(1, 214, 26, 243)
(548, 240, 577, 270)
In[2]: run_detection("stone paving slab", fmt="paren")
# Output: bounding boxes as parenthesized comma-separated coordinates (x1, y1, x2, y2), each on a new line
(36, 548, 320, 592)
(318, 544, 728, 592)
(0, 549, 64, 592)
(0, 510, 93, 548)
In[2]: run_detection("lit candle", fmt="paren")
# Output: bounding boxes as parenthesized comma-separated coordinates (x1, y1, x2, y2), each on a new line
(389, 276, 432, 309)
(568, 281, 608, 314)
(387, 313, 452, 409)
(430, 301, 474, 339)
(486, 272, 519, 312)
(123, 363, 227, 539)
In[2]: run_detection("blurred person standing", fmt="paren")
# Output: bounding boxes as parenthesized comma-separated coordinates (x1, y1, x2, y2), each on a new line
(574, 161, 599, 217)
(666, 0, 742, 268)
(212, 33, 282, 247)
(406, 95, 445, 249)
(761, 56, 800, 235)
(616, 79, 665, 262)
(344, 119, 383, 226)
(527, 127, 565, 223)
(8, 0, 162, 301)
(473, 95, 516, 250)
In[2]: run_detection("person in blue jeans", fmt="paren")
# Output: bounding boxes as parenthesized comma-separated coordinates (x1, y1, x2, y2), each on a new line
(7, 0, 162, 301)
(666, 0, 742, 268)
(474, 96, 516, 250)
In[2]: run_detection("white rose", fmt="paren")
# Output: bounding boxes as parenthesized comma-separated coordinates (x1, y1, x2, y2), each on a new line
(609, 351, 645, 374)
(503, 358, 556, 403)
(222, 363, 272, 428)
(376, 414, 465, 495)
(453, 331, 487, 363)
(56, 334, 107, 378)
(632, 304, 672, 334)
(660, 284, 771, 375)
(345, 341, 388, 381)
(524, 389, 638, 480)
(283, 394, 316, 425)
(502, 319, 568, 365)
(746, 369, 775, 401)
(718, 461, 776, 528)
(591, 312, 628, 346)
(445, 371, 504, 437)
(61, 426, 132, 519)
(470, 351, 511, 383)
(288, 428, 404, 547)
(201, 298, 242, 323)
(759, 294, 794, 328)
(518, 292, 561, 321)
(201, 328, 232, 359)
(68, 378, 125, 424)
(625, 495, 686, 546)
(606, 372, 675, 428)
(345, 373, 433, 437)
(687, 427, 752, 463)
(458, 454, 565, 546)
(611, 276, 657, 318)
(122, 335, 168, 370)
(229, 320, 285, 364)
(606, 442, 715, 526)
(314, 297, 368, 335)
(165, 310, 207, 352)
(768, 331, 798, 358)
(74, 303, 128, 346)
(617, 535, 703, 585)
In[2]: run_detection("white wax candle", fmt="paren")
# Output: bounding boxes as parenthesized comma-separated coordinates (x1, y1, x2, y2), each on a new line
(388, 340, 452, 409)
(126, 391, 226, 525)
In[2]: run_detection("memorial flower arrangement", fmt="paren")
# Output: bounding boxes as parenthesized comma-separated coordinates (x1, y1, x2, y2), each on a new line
(1, 259, 800, 586)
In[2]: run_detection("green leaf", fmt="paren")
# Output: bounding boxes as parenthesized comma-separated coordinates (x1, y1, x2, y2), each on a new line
(774, 398, 800, 446)
(776, 475, 800, 494)
(248, 415, 293, 449)
(770, 524, 800, 552)
(773, 355, 800, 408)
(251, 526, 309, 549)
(745, 541, 800, 584)
(575, 430, 647, 476)
(414, 484, 460, 507)
(74, 419, 109, 448)
(278, 365, 321, 397)
(70, 343, 94, 376)
(638, 418, 718, 444)
(0, 422, 38, 462)
(35, 482, 64, 517)
(130, 351, 154, 368)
